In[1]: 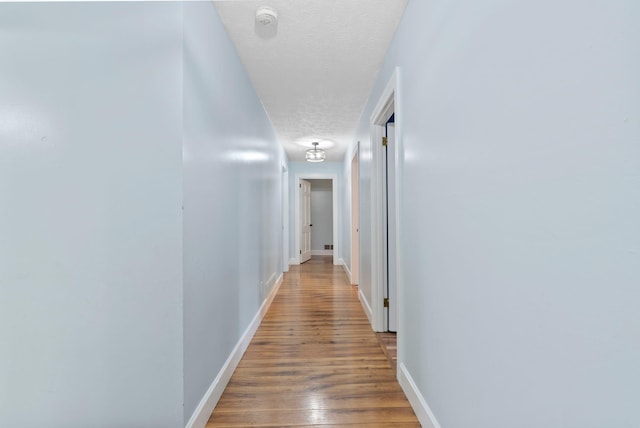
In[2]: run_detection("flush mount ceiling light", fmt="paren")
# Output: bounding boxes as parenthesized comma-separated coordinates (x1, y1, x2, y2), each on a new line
(306, 142, 326, 163)
(255, 6, 278, 39)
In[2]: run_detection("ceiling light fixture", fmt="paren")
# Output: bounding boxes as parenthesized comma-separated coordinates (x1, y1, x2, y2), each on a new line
(306, 142, 326, 163)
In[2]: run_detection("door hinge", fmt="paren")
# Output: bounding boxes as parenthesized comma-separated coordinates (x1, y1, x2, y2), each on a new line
(300, 250, 302, 254)
(383, 297, 389, 308)
(299, 183, 302, 188)
(382, 137, 388, 147)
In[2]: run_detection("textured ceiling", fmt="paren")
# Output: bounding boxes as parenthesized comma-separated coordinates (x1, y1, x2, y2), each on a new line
(214, 0, 408, 162)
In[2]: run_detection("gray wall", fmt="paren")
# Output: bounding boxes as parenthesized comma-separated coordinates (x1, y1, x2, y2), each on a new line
(344, 0, 640, 427)
(0, 3, 287, 427)
(0, 3, 184, 427)
(308, 180, 333, 251)
(183, 2, 286, 423)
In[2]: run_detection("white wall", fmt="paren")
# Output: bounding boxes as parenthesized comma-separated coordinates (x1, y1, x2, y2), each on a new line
(183, 2, 286, 424)
(308, 180, 333, 251)
(0, 3, 184, 427)
(344, 0, 640, 427)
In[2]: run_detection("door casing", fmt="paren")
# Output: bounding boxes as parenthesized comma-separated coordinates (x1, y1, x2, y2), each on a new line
(384, 123, 398, 332)
(282, 161, 289, 272)
(293, 173, 339, 265)
(369, 67, 403, 352)
(350, 144, 360, 285)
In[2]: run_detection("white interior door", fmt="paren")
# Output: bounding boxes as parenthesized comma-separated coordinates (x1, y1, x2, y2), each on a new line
(385, 123, 397, 332)
(351, 151, 359, 285)
(282, 163, 289, 272)
(300, 179, 312, 263)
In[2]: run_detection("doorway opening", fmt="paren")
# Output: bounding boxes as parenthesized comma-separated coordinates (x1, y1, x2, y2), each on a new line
(308, 179, 334, 258)
(293, 173, 339, 266)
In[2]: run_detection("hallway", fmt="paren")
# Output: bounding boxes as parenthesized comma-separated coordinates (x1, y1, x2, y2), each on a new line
(207, 257, 419, 427)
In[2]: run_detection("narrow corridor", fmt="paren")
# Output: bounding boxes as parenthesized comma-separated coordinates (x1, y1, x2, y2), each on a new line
(207, 256, 419, 427)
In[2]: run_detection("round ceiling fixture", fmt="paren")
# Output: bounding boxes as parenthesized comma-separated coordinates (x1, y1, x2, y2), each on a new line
(306, 142, 326, 163)
(255, 7, 278, 39)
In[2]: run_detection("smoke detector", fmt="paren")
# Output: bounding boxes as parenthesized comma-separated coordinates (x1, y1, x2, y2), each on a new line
(255, 7, 278, 39)
(256, 7, 278, 26)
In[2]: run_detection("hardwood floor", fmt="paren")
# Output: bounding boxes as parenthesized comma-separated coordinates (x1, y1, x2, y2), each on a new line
(375, 332, 398, 375)
(207, 256, 419, 427)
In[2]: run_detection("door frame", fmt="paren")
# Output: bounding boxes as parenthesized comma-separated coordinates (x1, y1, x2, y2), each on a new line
(370, 67, 403, 340)
(281, 161, 289, 273)
(350, 143, 360, 285)
(384, 122, 397, 333)
(299, 179, 312, 263)
(293, 173, 339, 265)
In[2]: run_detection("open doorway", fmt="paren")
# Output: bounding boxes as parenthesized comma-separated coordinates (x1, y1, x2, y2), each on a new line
(294, 173, 339, 266)
(308, 179, 334, 258)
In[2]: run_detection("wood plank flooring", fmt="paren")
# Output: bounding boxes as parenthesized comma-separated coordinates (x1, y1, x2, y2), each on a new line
(375, 332, 398, 375)
(207, 256, 419, 427)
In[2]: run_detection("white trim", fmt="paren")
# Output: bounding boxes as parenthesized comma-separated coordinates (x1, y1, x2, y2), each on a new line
(185, 274, 284, 428)
(371, 120, 384, 330)
(340, 259, 352, 283)
(369, 67, 401, 333)
(349, 142, 360, 164)
(349, 142, 360, 286)
(272, 273, 283, 289)
(263, 272, 276, 295)
(395, 69, 405, 363)
(311, 250, 333, 256)
(293, 173, 339, 266)
(288, 257, 296, 266)
(398, 363, 442, 428)
(282, 160, 289, 273)
(358, 288, 373, 325)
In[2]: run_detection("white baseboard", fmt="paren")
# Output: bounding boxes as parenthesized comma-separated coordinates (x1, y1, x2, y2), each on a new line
(185, 273, 284, 428)
(341, 261, 352, 283)
(358, 288, 373, 325)
(311, 249, 333, 256)
(398, 363, 442, 428)
(288, 257, 297, 266)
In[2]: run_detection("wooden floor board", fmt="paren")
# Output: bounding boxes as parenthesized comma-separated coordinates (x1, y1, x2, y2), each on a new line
(207, 256, 419, 427)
